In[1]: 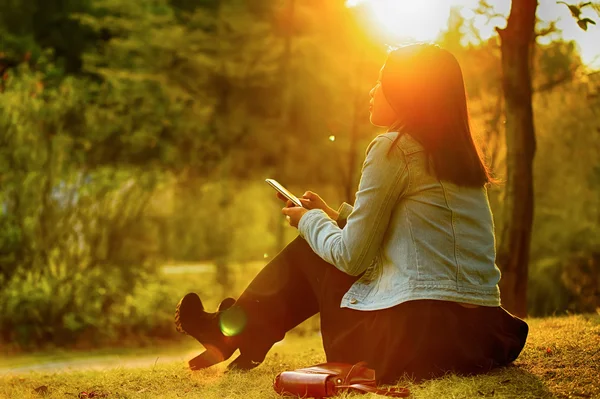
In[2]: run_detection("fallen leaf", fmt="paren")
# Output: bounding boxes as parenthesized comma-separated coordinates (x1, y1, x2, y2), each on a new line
(34, 385, 48, 395)
(79, 392, 109, 398)
(88, 392, 109, 398)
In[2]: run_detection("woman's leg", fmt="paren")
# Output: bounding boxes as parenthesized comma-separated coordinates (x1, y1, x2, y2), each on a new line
(232, 239, 528, 381)
(181, 235, 345, 369)
(319, 298, 528, 383)
(231, 236, 326, 362)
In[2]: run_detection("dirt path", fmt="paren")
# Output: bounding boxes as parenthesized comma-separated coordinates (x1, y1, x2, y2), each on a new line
(0, 350, 195, 375)
(0, 338, 294, 376)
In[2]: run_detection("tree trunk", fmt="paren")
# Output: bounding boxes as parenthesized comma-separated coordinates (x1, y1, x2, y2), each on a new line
(212, 1, 232, 293)
(345, 49, 365, 204)
(496, 0, 538, 318)
(275, 0, 295, 253)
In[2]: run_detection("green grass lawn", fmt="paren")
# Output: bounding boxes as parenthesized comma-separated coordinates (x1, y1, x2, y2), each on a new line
(1, 314, 599, 399)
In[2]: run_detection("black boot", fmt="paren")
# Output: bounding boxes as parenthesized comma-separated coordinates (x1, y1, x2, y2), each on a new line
(175, 293, 239, 370)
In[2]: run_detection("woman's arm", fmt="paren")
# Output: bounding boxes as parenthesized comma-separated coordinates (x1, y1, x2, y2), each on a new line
(298, 134, 409, 276)
(334, 202, 353, 228)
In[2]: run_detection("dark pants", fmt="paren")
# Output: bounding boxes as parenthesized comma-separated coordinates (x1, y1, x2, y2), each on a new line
(233, 236, 528, 383)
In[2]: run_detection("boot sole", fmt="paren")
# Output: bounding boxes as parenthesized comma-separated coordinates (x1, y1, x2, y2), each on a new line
(174, 293, 203, 335)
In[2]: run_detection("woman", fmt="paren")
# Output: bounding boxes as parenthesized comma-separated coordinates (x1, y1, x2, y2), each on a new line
(175, 43, 528, 383)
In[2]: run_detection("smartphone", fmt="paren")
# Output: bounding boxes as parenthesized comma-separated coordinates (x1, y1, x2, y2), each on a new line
(265, 179, 303, 208)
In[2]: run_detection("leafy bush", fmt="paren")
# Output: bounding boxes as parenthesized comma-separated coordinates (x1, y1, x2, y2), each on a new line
(0, 63, 165, 348)
(561, 252, 600, 313)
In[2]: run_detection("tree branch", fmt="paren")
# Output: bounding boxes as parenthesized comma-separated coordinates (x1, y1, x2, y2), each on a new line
(534, 69, 577, 92)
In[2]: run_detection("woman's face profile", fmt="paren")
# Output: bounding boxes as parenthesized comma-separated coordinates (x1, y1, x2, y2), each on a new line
(369, 69, 397, 128)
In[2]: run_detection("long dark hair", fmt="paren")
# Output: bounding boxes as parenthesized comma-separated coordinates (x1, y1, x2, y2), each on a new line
(381, 44, 491, 187)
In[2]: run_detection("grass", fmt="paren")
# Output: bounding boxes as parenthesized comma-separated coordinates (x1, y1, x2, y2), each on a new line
(1, 314, 599, 399)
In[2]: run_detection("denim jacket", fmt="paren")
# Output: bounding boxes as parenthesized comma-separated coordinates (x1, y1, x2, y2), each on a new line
(298, 132, 501, 310)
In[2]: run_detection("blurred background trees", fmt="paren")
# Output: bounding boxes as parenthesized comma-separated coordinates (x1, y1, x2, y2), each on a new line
(0, 0, 598, 349)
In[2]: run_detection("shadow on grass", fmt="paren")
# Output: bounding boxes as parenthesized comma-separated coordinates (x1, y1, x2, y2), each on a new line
(399, 365, 557, 399)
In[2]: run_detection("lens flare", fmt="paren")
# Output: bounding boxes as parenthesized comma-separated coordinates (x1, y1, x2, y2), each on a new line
(346, 0, 453, 43)
(219, 306, 247, 337)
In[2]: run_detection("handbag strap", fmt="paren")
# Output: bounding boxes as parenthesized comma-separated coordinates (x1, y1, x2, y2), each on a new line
(343, 383, 410, 398)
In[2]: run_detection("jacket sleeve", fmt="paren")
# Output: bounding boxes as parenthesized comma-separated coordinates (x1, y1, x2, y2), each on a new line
(335, 202, 353, 229)
(298, 135, 409, 276)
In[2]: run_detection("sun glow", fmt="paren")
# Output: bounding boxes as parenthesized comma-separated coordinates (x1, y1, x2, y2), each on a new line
(347, 0, 454, 42)
(346, 0, 600, 68)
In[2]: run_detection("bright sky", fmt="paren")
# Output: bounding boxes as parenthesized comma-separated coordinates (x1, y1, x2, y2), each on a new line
(346, 0, 600, 68)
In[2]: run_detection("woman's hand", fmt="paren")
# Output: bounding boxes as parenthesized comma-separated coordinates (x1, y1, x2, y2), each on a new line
(299, 191, 339, 221)
(275, 191, 339, 228)
(281, 205, 308, 228)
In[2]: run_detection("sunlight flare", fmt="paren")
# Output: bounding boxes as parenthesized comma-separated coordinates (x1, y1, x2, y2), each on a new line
(219, 307, 247, 337)
(346, 0, 454, 42)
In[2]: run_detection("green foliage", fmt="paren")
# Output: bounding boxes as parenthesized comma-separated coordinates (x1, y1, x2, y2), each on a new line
(165, 180, 281, 263)
(558, 1, 599, 31)
(561, 252, 600, 312)
(0, 0, 95, 73)
(0, 62, 167, 346)
(78, 0, 284, 177)
(527, 258, 571, 316)
(527, 75, 600, 315)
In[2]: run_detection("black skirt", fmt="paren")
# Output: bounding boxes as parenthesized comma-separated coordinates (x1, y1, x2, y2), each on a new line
(235, 236, 528, 383)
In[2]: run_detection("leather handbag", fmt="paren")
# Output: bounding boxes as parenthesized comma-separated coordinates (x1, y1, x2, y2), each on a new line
(273, 362, 410, 398)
